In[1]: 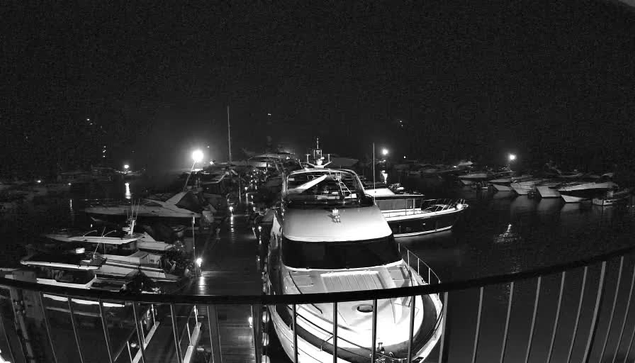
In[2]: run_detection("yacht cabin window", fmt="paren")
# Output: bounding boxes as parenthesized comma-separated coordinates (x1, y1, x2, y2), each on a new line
(281, 236, 401, 269)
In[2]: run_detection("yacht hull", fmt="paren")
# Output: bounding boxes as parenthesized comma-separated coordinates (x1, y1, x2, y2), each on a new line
(492, 183, 513, 192)
(536, 185, 560, 198)
(269, 275, 443, 363)
(560, 194, 588, 203)
(385, 207, 466, 237)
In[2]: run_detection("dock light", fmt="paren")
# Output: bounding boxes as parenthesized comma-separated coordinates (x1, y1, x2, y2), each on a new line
(195, 257, 203, 268)
(192, 150, 204, 163)
(508, 153, 517, 162)
(124, 164, 129, 171)
(36, 180, 41, 183)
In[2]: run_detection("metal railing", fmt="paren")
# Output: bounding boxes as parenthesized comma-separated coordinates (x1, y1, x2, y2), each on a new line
(2, 244, 635, 362)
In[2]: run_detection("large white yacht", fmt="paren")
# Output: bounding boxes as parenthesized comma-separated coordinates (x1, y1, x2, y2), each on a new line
(266, 147, 444, 362)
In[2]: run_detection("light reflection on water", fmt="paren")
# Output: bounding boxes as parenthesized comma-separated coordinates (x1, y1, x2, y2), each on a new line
(124, 182, 132, 200)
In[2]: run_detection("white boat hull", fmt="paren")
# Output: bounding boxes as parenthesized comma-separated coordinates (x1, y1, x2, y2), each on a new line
(536, 185, 560, 198)
(561, 194, 587, 203)
(269, 282, 443, 363)
(492, 184, 513, 192)
(98, 260, 180, 282)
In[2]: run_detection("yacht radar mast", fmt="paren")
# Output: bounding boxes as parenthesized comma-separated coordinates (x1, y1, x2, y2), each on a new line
(305, 137, 331, 168)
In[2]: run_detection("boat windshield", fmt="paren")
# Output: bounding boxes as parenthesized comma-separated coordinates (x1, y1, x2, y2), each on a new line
(281, 236, 402, 269)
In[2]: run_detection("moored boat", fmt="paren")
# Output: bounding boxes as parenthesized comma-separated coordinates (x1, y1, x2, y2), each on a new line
(265, 145, 444, 362)
(510, 178, 545, 195)
(592, 188, 632, 206)
(365, 183, 468, 237)
(558, 181, 619, 203)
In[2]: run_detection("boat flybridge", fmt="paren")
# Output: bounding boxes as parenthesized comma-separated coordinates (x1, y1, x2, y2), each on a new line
(266, 147, 444, 362)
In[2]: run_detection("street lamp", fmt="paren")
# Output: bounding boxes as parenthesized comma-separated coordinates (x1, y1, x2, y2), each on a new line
(381, 148, 389, 157)
(508, 153, 517, 170)
(123, 164, 129, 174)
(183, 149, 204, 191)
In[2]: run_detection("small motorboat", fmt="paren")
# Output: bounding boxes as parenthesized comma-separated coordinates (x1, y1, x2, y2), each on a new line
(592, 188, 632, 206)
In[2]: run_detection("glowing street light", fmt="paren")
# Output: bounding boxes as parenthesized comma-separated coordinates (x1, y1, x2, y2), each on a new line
(123, 164, 130, 171)
(183, 149, 204, 191)
(507, 153, 517, 171)
(381, 148, 389, 156)
(192, 149, 204, 163)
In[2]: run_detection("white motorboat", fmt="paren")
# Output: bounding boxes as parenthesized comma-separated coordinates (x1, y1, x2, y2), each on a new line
(84, 191, 204, 221)
(365, 183, 468, 237)
(510, 178, 545, 195)
(536, 180, 563, 198)
(592, 188, 632, 206)
(558, 181, 619, 203)
(489, 175, 533, 192)
(458, 172, 490, 186)
(266, 146, 444, 363)
(44, 228, 143, 244)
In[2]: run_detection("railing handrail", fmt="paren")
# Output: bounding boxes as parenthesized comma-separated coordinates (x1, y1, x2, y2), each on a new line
(3, 243, 634, 305)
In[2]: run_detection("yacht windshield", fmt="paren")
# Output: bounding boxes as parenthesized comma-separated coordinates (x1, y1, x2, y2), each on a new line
(281, 236, 402, 269)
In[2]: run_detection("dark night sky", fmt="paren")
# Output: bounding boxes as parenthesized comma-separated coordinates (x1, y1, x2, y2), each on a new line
(2, 0, 635, 176)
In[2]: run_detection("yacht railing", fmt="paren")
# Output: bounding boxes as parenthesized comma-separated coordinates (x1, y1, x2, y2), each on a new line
(398, 243, 442, 286)
(2, 244, 635, 362)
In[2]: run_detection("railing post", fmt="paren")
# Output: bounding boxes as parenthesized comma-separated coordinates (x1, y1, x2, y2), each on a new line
(471, 287, 484, 363)
(332, 302, 338, 363)
(371, 299, 378, 363)
(37, 292, 57, 363)
(524, 276, 542, 363)
(612, 263, 635, 363)
(206, 305, 223, 363)
(132, 302, 146, 363)
(67, 298, 85, 363)
(407, 294, 417, 362)
(582, 261, 608, 363)
(126, 341, 133, 363)
(546, 272, 566, 363)
(499, 281, 514, 363)
(170, 304, 184, 363)
(438, 292, 449, 363)
(0, 301, 16, 363)
(251, 305, 261, 363)
(292, 304, 299, 363)
(98, 299, 114, 363)
(566, 266, 589, 363)
(599, 257, 624, 362)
